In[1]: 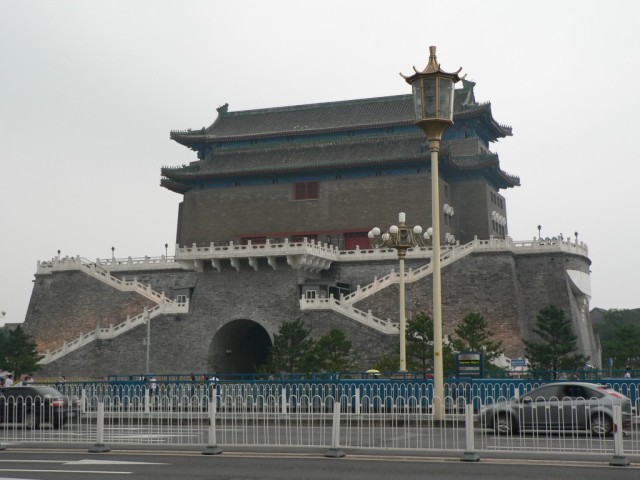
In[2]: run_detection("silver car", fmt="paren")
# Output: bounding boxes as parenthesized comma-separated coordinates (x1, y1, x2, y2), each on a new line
(483, 382, 632, 436)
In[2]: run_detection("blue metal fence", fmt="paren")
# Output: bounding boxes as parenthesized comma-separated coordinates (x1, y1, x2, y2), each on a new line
(50, 376, 640, 414)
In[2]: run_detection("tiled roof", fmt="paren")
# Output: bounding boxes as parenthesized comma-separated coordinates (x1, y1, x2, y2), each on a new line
(445, 154, 520, 187)
(163, 133, 427, 178)
(170, 89, 511, 145)
(163, 82, 518, 193)
(161, 135, 519, 189)
(171, 95, 414, 143)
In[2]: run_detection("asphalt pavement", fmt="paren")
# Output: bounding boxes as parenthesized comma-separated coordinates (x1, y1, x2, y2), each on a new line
(1, 448, 640, 480)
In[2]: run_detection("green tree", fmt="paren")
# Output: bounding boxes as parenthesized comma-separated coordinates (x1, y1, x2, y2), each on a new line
(264, 318, 314, 373)
(602, 323, 640, 370)
(0, 326, 40, 378)
(372, 354, 399, 373)
(312, 329, 353, 372)
(524, 305, 587, 379)
(406, 312, 456, 373)
(451, 312, 504, 371)
(596, 309, 640, 370)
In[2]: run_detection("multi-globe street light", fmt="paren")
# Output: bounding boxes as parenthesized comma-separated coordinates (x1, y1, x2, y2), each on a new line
(368, 213, 432, 372)
(402, 46, 461, 421)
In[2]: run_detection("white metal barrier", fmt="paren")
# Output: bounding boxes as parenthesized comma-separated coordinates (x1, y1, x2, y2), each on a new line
(0, 386, 638, 463)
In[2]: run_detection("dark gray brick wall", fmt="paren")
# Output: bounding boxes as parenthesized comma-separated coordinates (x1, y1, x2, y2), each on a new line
(176, 173, 490, 247)
(31, 250, 595, 377)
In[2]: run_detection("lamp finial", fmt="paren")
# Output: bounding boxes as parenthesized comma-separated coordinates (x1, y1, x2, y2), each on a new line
(426, 46, 440, 74)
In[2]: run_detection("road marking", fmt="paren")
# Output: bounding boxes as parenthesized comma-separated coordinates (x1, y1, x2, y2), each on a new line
(0, 460, 164, 465)
(65, 459, 167, 465)
(0, 476, 41, 480)
(0, 469, 130, 474)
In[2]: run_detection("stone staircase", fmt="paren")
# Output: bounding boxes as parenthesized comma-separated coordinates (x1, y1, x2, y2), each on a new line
(342, 241, 476, 305)
(38, 255, 174, 303)
(36, 255, 190, 365)
(298, 239, 480, 333)
(38, 298, 190, 365)
(299, 296, 399, 334)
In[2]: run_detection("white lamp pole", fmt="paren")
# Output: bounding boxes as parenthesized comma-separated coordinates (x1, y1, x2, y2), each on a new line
(369, 212, 429, 372)
(402, 46, 461, 421)
(145, 309, 151, 373)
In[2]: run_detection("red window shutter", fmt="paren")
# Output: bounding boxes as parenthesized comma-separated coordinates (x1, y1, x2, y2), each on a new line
(294, 182, 319, 200)
(307, 182, 319, 199)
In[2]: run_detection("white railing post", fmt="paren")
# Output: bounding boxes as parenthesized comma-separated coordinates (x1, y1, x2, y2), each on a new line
(461, 403, 479, 462)
(355, 387, 361, 415)
(281, 388, 287, 414)
(324, 398, 345, 458)
(81, 388, 87, 413)
(609, 405, 629, 466)
(88, 402, 110, 452)
(144, 387, 150, 414)
(203, 387, 222, 455)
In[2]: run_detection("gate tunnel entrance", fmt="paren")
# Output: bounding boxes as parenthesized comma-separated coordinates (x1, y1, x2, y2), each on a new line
(209, 319, 272, 373)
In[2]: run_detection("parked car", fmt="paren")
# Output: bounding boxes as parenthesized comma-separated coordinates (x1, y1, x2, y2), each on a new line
(483, 382, 632, 436)
(0, 386, 80, 429)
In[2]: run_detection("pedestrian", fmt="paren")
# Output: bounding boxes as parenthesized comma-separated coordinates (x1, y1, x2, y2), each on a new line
(624, 366, 632, 378)
(4, 374, 13, 387)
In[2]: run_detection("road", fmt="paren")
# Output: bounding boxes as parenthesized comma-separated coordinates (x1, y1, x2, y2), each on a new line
(0, 449, 640, 480)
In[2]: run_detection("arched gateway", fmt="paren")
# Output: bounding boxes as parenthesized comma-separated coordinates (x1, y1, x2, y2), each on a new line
(209, 319, 272, 373)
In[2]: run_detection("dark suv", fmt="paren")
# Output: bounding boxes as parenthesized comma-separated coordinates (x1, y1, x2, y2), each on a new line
(0, 386, 80, 429)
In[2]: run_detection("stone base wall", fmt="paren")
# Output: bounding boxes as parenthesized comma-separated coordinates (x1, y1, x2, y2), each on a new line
(27, 249, 597, 377)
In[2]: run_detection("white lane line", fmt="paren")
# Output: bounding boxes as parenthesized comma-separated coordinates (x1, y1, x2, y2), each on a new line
(0, 469, 130, 474)
(0, 459, 165, 465)
(0, 476, 41, 480)
(0, 460, 60, 463)
(65, 460, 167, 465)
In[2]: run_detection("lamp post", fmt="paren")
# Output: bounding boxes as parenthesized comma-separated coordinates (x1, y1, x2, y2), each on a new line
(402, 46, 461, 421)
(144, 308, 151, 373)
(165, 243, 168, 257)
(368, 213, 431, 372)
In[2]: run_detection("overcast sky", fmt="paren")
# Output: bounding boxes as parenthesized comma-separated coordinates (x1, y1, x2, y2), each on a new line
(1, 0, 638, 327)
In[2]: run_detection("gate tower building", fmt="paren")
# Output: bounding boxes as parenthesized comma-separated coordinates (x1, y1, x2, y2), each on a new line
(26, 80, 598, 376)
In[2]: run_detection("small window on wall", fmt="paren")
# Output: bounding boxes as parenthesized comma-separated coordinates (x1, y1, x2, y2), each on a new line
(294, 181, 319, 200)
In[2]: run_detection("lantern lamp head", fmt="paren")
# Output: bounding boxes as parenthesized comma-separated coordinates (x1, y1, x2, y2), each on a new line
(400, 46, 462, 142)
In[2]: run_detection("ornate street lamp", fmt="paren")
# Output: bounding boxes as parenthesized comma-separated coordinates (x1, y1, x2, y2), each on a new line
(402, 46, 461, 421)
(369, 213, 431, 372)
